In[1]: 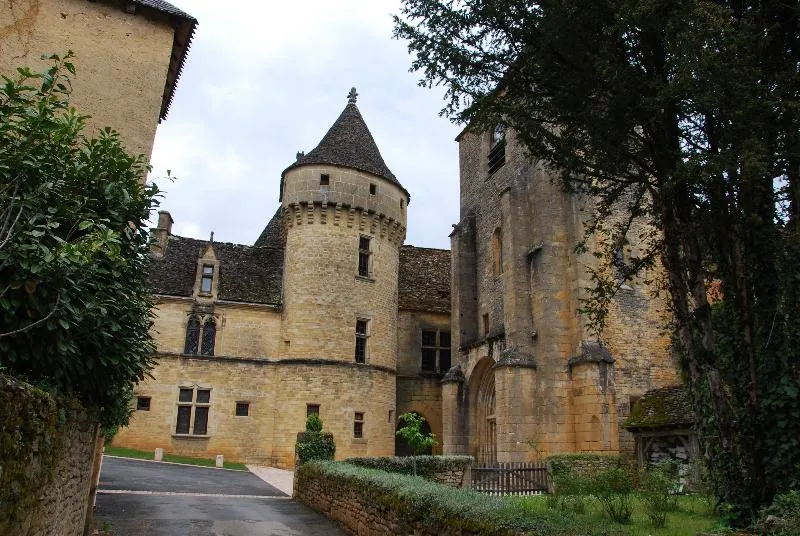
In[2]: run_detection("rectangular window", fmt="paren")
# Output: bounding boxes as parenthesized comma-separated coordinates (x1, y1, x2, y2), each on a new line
(358, 236, 372, 277)
(420, 330, 452, 373)
(235, 402, 250, 417)
(355, 319, 369, 363)
(200, 265, 214, 293)
(354, 412, 364, 438)
(483, 313, 490, 337)
(307, 404, 320, 417)
(369, 183, 376, 195)
(320, 173, 330, 185)
(175, 387, 211, 436)
(488, 124, 506, 175)
(136, 396, 151, 411)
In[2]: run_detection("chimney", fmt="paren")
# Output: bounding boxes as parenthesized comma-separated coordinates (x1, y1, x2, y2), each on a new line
(151, 210, 173, 257)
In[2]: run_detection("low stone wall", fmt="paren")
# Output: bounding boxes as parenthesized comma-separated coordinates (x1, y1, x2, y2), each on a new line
(295, 461, 518, 536)
(0, 375, 100, 536)
(344, 455, 473, 487)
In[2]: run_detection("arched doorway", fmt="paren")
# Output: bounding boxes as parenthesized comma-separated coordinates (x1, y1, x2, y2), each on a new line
(470, 358, 497, 464)
(395, 412, 433, 456)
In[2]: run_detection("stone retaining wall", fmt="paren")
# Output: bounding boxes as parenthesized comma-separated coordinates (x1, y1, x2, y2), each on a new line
(0, 375, 100, 536)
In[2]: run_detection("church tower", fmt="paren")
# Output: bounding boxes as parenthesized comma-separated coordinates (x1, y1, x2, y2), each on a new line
(275, 88, 408, 460)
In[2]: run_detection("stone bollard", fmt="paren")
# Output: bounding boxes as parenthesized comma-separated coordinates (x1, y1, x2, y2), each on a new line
(154, 448, 163, 461)
(216, 455, 224, 468)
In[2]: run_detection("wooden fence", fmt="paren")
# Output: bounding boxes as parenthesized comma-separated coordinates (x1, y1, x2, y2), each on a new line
(471, 462, 549, 495)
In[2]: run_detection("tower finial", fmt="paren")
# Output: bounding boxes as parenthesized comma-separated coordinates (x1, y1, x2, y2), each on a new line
(347, 87, 358, 104)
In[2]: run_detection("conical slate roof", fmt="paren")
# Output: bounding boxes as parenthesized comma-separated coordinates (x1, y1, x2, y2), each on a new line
(281, 88, 408, 198)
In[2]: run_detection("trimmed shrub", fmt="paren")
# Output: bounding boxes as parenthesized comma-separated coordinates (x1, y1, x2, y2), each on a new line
(345, 455, 473, 480)
(295, 416, 334, 465)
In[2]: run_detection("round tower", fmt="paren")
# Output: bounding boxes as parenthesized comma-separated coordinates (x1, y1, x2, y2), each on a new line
(275, 88, 408, 461)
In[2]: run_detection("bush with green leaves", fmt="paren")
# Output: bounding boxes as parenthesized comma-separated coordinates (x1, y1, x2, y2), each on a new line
(395, 412, 438, 476)
(638, 460, 680, 528)
(591, 467, 634, 523)
(758, 490, 800, 536)
(549, 470, 590, 514)
(295, 415, 335, 465)
(0, 52, 158, 429)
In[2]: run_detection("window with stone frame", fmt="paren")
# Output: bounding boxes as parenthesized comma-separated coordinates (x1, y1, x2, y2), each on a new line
(357, 236, 372, 277)
(136, 396, 151, 411)
(235, 401, 250, 417)
(175, 387, 211, 435)
(184, 313, 218, 356)
(353, 412, 364, 438)
(420, 329, 452, 373)
(488, 124, 506, 175)
(354, 319, 369, 363)
(307, 404, 320, 417)
(200, 264, 214, 294)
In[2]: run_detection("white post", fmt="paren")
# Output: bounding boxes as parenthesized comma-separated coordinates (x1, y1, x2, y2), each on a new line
(216, 455, 224, 468)
(154, 448, 163, 461)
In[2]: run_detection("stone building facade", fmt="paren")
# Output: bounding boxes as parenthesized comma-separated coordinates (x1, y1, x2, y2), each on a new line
(113, 91, 452, 467)
(0, 0, 196, 158)
(445, 126, 678, 463)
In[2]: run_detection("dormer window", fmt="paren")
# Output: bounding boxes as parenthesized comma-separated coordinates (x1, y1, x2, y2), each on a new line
(200, 265, 214, 294)
(488, 124, 506, 175)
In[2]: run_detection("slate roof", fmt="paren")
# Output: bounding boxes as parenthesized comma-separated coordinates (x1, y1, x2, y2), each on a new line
(624, 385, 695, 430)
(398, 246, 451, 313)
(128, 0, 197, 120)
(254, 207, 285, 248)
(149, 236, 283, 305)
(281, 95, 409, 199)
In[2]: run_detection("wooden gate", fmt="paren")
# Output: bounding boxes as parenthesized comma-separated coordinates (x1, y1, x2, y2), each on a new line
(471, 462, 549, 495)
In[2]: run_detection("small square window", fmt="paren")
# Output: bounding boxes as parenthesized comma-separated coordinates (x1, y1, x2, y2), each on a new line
(320, 174, 330, 185)
(196, 389, 211, 404)
(307, 404, 320, 417)
(369, 183, 376, 195)
(235, 402, 250, 417)
(136, 396, 151, 411)
(179, 388, 193, 403)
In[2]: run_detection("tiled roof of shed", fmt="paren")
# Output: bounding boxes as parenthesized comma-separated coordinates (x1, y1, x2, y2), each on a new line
(281, 92, 408, 199)
(254, 207, 285, 248)
(149, 236, 283, 305)
(624, 385, 695, 430)
(398, 245, 451, 313)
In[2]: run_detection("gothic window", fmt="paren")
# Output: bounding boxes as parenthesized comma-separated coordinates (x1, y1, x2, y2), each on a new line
(201, 317, 216, 356)
(421, 330, 452, 373)
(184, 314, 218, 356)
(200, 264, 214, 294)
(492, 228, 504, 275)
(488, 124, 506, 175)
(358, 236, 372, 278)
(184, 315, 201, 354)
(355, 319, 369, 363)
(175, 387, 211, 435)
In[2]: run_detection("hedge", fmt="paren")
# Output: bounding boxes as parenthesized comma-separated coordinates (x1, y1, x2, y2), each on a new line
(345, 455, 473, 478)
(296, 461, 628, 536)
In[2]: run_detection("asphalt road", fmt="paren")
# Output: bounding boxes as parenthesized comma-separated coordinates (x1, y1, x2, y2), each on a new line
(95, 457, 345, 536)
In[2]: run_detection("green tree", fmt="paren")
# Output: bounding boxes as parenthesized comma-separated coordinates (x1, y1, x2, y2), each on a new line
(0, 53, 159, 429)
(395, 412, 438, 476)
(395, 0, 800, 524)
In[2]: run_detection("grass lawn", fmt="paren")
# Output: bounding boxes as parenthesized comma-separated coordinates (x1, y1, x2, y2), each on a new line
(103, 446, 248, 471)
(507, 493, 722, 536)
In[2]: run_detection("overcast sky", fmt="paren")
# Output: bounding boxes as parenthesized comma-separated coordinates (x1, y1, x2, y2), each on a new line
(148, 0, 461, 250)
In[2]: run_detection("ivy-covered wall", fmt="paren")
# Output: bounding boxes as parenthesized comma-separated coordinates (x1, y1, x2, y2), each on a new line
(0, 375, 100, 536)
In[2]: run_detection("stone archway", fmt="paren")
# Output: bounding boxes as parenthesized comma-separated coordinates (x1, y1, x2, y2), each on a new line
(469, 358, 497, 464)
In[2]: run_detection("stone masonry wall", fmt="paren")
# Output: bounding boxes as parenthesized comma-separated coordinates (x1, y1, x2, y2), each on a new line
(0, 375, 99, 536)
(0, 0, 175, 158)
